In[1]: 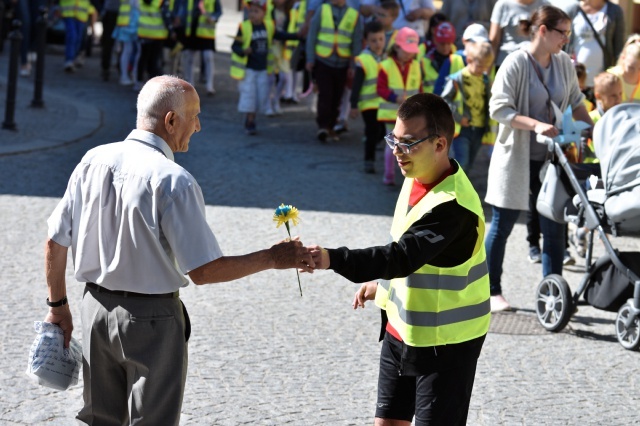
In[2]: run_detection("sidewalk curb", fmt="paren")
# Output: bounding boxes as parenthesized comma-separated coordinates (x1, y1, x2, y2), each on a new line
(0, 77, 103, 157)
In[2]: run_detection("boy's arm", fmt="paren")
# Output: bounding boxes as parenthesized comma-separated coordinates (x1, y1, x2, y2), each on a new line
(350, 65, 365, 109)
(377, 68, 397, 103)
(305, 9, 322, 67)
(274, 29, 299, 41)
(231, 25, 246, 56)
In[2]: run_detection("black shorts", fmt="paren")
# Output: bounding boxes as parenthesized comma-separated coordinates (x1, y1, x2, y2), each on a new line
(375, 332, 485, 426)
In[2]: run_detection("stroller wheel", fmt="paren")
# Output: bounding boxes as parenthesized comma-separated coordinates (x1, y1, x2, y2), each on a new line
(535, 274, 573, 332)
(615, 302, 640, 351)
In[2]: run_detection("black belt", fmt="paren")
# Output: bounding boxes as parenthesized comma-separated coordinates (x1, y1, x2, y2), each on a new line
(86, 282, 178, 299)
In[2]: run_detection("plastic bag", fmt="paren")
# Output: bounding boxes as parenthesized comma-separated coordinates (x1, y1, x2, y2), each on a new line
(26, 321, 82, 390)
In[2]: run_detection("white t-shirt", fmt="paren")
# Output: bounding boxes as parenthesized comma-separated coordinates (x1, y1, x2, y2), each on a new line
(491, 0, 547, 65)
(573, 5, 608, 86)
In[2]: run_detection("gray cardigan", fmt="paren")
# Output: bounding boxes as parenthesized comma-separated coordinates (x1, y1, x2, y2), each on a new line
(487, 48, 584, 210)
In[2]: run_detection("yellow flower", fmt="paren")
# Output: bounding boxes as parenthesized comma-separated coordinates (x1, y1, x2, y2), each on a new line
(273, 204, 300, 229)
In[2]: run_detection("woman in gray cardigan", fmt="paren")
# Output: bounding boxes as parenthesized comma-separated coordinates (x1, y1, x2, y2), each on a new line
(485, 5, 593, 312)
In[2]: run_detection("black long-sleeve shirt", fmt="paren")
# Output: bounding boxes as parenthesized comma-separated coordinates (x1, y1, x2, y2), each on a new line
(328, 197, 479, 283)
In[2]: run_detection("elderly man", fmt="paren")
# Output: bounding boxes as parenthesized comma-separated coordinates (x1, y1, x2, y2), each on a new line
(309, 94, 490, 426)
(44, 76, 313, 425)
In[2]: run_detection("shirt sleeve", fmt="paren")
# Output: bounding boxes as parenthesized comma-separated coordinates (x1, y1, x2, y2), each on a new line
(327, 200, 478, 283)
(305, 8, 322, 64)
(47, 165, 83, 247)
(490, 0, 503, 26)
(377, 66, 396, 102)
(160, 182, 223, 274)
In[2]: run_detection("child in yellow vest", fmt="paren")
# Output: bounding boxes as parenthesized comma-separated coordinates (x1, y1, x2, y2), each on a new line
(607, 36, 640, 103)
(374, 0, 399, 53)
(441, 41, 494, 173)
(305, 0, 363, 142)
(349, 21, 386, 174)
(575, 62, 595, 112)
(377, 27, 422, 186)
(231, 0, 298, 134)
(60, 0, 90, 72)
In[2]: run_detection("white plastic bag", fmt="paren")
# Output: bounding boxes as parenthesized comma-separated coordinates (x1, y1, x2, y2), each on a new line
(26, 321, 82, 390)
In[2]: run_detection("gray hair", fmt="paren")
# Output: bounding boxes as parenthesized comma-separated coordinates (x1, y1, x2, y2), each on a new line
(136, 75, 191, 129)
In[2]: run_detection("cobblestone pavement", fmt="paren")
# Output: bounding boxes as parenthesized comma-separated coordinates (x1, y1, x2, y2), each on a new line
(1, 15, 639, 424)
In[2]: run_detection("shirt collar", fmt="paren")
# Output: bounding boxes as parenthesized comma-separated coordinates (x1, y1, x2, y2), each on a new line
(125, 129, 175, 162)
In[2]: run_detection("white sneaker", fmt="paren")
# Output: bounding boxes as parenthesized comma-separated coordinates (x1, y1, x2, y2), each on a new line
(64, 61, 75, 73)
(273, 101, 282, 115)
(490, 295, 512, 312)
(119, 76, 133, 86)
(265, 108, 275, 117)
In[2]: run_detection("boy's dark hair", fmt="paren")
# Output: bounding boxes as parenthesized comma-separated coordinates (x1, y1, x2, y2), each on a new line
(380, 0, 400, 12)
(364, 21, 384, 38)
(397, 94, 455, 149)
(574, 62, 587, 81)
(426, 12, 448, 40)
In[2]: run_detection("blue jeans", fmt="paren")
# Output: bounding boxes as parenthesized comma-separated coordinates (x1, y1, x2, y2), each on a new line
(63, 18, 85, 62)
(451, 126, 485, 172)
(485, 178, 565, 295)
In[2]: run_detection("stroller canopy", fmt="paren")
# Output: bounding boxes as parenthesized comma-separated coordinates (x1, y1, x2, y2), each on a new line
(593, 103, 640, 233)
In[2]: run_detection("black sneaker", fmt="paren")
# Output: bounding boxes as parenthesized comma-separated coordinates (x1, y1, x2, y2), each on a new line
(528, 246, 541, 264)
(364, 161, 375, 174)
(333, 121, 348, 134)
(317, 129, 328, 143)
(245, 121, 257, 135)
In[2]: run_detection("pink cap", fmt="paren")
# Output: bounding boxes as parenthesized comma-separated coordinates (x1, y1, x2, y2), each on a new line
(394, 27, 420, 54)
(434, 22, 456, 44)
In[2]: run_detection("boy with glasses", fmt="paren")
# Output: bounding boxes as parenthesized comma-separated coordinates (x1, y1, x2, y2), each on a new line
(307, 93, 490, 426)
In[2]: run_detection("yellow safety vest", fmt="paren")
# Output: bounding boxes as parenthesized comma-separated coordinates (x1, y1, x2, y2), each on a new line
(374, 171, 491, 347)
(377, 58, 421, 122)
(138, 0, 168, 40)
(315, 3, 358, 58)
(607, 66, 640, 102)
(230, 19, 276, 80)
(421, 57, 438, 94)
(117, 0, 131, 27)
(186, 0, 217, 39)
(355, 53, 382, 111)
(60, 0, 90, 21)
(284, 0, 307, 61)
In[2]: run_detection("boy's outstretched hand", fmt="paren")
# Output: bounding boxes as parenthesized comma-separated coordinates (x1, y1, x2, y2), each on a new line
(352, 281, 378, 309)
(306, 245, 329, 270)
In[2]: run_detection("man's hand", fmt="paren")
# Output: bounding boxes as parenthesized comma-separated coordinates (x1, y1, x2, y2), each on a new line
(352, 281, 378, 309)
(306, 245, 330, 270)
(269, 238, 315, 272)
(44, 305, 73, 348)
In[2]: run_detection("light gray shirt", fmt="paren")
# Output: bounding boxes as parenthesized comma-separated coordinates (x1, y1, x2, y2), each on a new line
(47, 129, 223, 294)
(528, 55, 564, 160)
(491, 0, 547, 65)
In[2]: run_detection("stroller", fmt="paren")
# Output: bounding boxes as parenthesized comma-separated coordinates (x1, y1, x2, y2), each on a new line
(534, 103, 640, 351)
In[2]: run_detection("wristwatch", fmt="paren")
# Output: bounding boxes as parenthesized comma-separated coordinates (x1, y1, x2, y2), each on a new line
(46, 296, 68, 307)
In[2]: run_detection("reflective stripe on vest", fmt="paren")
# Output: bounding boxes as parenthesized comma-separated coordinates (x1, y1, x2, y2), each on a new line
(315, 4, 358, 58)
(60, 0, 89, 21)
(421, 57, 438, 93)
(374, 172, 490, 347)
(138, 0, 168, 39)
(355, 53, 382, 111)
(230, 20, 275, 80)
(117, 0, 131, 26)
(377, 58, 421, 122)
(186, 0, 217, 39)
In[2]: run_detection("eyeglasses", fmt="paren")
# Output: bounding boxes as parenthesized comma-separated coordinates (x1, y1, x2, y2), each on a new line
(384, 132, 440, 154)
(550, 27, 571, 39)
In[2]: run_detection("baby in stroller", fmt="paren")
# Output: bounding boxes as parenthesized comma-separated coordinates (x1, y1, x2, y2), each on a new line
(534, 102, 640, 351)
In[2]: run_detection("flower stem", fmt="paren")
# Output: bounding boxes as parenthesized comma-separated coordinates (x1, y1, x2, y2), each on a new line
(284, 222, 302, 296)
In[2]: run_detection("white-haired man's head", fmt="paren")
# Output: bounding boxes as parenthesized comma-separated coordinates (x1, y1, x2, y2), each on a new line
(136, 76, 201, 152)
(136, 76, 192, 130)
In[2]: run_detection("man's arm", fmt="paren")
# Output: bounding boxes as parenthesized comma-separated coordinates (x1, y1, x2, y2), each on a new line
(188, 239, 314, 284)
(43, 239, 73, 348)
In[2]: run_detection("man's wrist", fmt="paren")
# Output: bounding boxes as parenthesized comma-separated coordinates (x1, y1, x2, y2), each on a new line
(46, 295, 68, 307)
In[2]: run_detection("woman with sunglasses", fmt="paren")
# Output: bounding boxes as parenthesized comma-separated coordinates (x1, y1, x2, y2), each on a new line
(484, 5, 593, 312)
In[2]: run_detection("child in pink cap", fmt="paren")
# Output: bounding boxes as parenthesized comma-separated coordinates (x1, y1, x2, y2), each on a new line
(376, 27, 423, 186)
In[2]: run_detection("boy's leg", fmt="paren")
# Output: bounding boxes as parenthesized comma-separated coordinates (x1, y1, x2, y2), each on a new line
(383, 123, 395, 185)
(181, 49, 195, 84)
(328, 67, 348, 132)
(413, 336, 485, 426)
(314, 61, 335, 131)
(362, 109, 379, 165)
(451, 130, 471, 172)
(63, 18, 79, 68)
(466, 127, 485, 173)
(202, 50, 215, 93)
